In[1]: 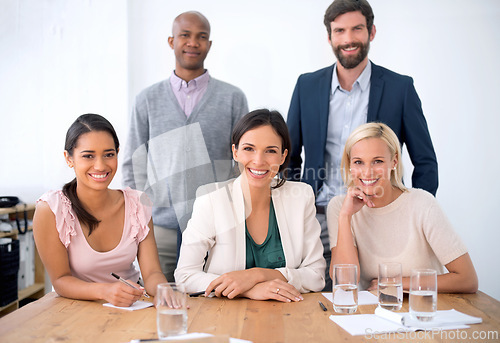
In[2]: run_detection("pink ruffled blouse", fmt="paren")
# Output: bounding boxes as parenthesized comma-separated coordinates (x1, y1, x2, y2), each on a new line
(37, 188, 152, 284)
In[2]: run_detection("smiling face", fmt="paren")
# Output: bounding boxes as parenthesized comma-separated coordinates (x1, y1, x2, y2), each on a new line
(328, 11, 375, 70)
(349, 137, 397, 199)
(232, 125, 288, 191)
(65, 131, 118, 192)
(168, 12, 212, 80)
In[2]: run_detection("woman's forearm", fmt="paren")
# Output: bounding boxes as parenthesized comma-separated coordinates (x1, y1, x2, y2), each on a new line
(52, 275, 107, 301)
(330, 214, 360, 279)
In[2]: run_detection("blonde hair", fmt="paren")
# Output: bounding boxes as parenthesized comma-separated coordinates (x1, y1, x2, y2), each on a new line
(341, 122, 407, 192)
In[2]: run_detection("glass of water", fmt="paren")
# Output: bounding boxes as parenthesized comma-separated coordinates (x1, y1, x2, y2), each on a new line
(332, 264, 358, 313)
(156, 282, 188, 339)
(409, 269, 437, 321)
(378, 262, 403, 311)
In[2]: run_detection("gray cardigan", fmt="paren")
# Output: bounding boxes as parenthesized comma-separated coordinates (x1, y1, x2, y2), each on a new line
(122, 76, 248, 231)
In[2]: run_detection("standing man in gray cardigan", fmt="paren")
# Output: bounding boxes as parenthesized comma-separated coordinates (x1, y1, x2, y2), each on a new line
(122, 11, 248, 281)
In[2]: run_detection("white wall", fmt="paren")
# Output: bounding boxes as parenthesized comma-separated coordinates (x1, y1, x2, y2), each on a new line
(0, 0, 128, 197)
(1, 0, 499, 300)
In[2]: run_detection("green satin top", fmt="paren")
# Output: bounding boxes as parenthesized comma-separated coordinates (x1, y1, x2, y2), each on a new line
(245, 199, 286, 269)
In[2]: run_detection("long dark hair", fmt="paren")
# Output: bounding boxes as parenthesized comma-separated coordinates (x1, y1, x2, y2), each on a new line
(63, 114, 119, 235)
(231, 109, 291, 189)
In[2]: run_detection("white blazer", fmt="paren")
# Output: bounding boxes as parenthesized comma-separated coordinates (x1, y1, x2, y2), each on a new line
(175, 176, 326, 293)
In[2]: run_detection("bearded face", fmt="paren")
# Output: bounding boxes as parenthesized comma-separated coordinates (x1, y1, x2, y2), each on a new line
(328, 11, 375, 70)
(332, 38, 370, 69)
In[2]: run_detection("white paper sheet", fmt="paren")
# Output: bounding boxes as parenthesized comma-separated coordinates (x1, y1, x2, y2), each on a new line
(375, 307, 482, 328)
(322, 291, 379, 305)
(330, 313, 411, 336)
(103, 300, 153, 311)
(329, 308, 480, 336)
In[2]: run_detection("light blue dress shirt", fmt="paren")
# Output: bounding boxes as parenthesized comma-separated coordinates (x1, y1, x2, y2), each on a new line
(316, 62, 372, 206)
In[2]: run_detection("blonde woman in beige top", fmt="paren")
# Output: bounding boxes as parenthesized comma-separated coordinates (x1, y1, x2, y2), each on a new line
(327, 122, 477, 292)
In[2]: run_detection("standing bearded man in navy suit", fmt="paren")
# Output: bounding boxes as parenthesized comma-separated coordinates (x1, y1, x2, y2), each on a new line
(287, 0, 438, 291)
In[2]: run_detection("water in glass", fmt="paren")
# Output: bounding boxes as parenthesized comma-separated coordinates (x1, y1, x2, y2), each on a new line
(378, 282, 403, 311)
(157, 308, 188, 338)
(333, 284, 358, 314)
(410, 290, 437, 321)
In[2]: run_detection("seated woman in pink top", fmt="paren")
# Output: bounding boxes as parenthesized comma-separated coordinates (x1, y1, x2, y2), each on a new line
(33, 114, 167, 307)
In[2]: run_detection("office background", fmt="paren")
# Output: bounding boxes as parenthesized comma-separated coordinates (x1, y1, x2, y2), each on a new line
(1, 0, 499, 300)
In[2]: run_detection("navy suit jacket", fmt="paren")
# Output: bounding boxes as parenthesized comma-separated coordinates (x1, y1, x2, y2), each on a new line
(287, 61, 438, 196)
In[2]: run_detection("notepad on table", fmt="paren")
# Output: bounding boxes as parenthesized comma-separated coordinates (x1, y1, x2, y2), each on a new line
(103, 300, 153, 311)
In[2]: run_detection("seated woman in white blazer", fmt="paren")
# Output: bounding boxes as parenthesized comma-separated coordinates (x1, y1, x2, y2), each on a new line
(175, 109, 326, 302)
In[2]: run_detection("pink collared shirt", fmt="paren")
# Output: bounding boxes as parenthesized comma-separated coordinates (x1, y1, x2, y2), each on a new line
(170, 70, 210, 117)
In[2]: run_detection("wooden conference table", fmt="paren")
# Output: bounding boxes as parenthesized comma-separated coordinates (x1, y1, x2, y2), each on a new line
(0, 291, 499, 343)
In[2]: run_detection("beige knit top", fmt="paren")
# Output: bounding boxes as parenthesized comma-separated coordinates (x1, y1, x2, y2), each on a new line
(327, 188, 468, 290)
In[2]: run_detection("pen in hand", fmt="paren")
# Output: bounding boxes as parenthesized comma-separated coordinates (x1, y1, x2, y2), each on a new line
(111, 272, 150, 298)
